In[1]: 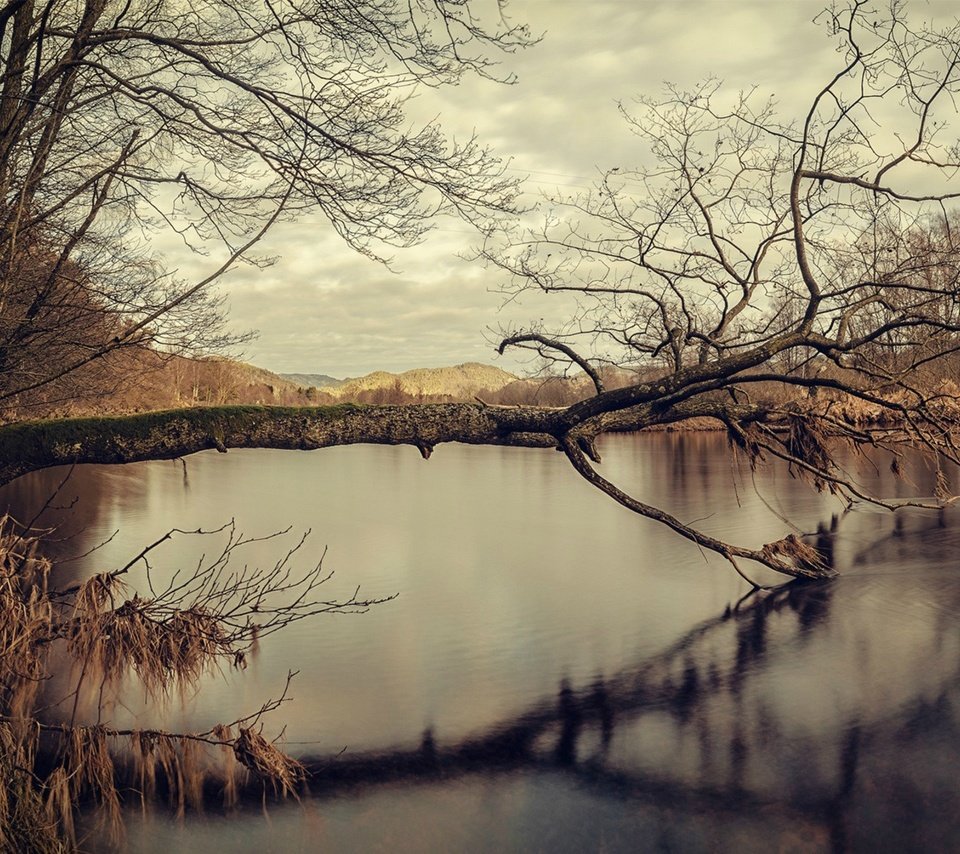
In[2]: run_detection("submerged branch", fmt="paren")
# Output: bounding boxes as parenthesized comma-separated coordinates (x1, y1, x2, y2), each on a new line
(558, 435, 834, 580)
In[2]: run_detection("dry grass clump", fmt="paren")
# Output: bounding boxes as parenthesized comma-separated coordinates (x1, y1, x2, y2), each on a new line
(0, 519, 58, 852)
(233, 726, 306, 799)
(0, 515, 383, 851)
(131, 731, 208, 818)
(784, 414, 844, 493)
(0, 722, 65, 853)
(725, 419, 764, 467)
(0, 521, 54, 721)
(67, 585, 233, 700)
(760, 534, 828, 574)
(211, 723, 241, 809)
(59, 726, 123, 846)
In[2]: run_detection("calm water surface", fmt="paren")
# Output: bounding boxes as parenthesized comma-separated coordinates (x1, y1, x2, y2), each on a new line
(3, 433, 958, 853)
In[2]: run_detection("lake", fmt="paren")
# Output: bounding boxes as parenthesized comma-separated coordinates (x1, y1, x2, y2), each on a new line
(3, 433, 958, 852)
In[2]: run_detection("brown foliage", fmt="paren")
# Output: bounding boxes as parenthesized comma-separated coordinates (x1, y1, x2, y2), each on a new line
(0, 515, 389, 850)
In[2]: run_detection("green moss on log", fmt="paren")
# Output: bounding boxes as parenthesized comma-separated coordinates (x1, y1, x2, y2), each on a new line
(0, 403, 562, 486)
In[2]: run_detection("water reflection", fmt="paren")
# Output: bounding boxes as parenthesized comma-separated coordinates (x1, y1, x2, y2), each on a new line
(2, 435, 959, 852)
(292, 572, 958, 853)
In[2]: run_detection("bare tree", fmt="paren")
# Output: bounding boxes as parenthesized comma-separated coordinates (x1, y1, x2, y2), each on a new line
(0, 0, 531, 413)
(475, 0, 960, 581)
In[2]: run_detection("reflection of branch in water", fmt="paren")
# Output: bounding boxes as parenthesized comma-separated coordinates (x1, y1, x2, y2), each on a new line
(300, 584, 830, 785)
(849, 506, 959, 568)
(90, 508, 959, 849)
(291, 566, 958, 852)
(555, 679, 581, 765)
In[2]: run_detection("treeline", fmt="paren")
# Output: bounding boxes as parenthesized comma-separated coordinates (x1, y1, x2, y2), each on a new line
(153, 363, 654, 410)
(336, 375, 598, 406)
(2, 351, 309, 422)
(3, 355, 653, 420)
(13, 339, 960, 426)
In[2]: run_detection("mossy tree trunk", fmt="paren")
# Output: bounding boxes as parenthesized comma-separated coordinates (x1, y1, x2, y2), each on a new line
(0, 403, 566, 486)
(0, 401, 841, 581)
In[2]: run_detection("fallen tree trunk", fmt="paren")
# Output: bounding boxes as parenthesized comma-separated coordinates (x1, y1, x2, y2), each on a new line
(0, 400, 841, 581)
(0, 403, 567, 487)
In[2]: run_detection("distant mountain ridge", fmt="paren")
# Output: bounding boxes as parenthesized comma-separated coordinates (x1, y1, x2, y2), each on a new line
(280, 372, 343, 389)
(318, 362, 518, 399)
(276, 362, 642, 406)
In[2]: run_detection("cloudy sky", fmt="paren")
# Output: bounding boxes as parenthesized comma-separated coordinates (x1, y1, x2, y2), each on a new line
(198, 0, 955, 378)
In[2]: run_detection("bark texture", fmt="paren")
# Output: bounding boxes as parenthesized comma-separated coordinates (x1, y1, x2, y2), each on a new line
(0, 403, 567, 486)
(0, 401, 840, 581)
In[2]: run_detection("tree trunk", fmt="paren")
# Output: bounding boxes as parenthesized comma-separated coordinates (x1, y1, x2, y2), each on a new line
(0, 403, 566, 487)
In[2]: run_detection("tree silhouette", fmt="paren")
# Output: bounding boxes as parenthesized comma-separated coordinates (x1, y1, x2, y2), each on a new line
(0, 0, 531, 412)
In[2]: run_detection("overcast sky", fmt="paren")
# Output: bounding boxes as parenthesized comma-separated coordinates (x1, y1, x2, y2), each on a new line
(200, 0, 955, 379)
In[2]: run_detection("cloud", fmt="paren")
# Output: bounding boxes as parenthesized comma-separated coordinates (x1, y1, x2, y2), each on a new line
(156, 0, 956, 376)
(218, 212, 579, 376)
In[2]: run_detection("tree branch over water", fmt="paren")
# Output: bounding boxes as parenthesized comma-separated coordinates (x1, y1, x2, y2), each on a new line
(8, 1, 960, 585)
(0, 403, 563, 483)
(0, 397, 931, 582)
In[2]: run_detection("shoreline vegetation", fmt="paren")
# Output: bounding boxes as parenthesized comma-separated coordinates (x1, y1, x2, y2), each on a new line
(9, 350, 960, 425)
(5, 352, 960, 490)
